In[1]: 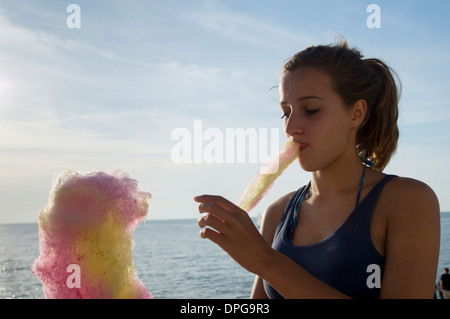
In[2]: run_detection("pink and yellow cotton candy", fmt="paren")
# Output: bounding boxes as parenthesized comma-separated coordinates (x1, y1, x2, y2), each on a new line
(32, 169, 153, 299)
(237, 141, 300, 212)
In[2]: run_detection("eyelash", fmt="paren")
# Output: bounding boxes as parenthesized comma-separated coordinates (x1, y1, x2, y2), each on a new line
(306, 109, 319, 115)
(280, 109, 319, 119)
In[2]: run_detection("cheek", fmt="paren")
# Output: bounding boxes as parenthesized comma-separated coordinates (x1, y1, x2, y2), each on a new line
(319, 119, 352, 156)
(298, 118, 351, 170)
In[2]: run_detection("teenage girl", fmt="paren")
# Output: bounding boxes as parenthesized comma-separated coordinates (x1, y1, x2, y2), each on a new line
(195, 41, 440, 298)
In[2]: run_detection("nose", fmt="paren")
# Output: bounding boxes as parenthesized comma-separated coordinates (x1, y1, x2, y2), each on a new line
(284, 111, 305, 140)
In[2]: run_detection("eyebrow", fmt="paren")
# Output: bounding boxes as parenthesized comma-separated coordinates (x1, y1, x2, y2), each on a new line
(280, 95, 326, 106)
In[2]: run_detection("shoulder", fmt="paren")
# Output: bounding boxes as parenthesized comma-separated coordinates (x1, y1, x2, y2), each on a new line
(384, 176, 436, 194)
(378, 176, 440, 236)
(258, 191, 295, 244)
(381, 176, 440, 215)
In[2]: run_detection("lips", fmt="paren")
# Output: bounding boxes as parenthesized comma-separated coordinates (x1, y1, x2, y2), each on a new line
(287, 137, 308, 151)
(299, 142, 309, 151)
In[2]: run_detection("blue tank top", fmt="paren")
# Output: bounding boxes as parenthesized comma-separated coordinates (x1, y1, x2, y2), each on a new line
(263, 174, 397, 299)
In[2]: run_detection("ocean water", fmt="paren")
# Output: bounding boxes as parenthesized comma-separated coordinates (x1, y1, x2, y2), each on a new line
(1, 214, 449, 299)
(0, 219, 256, 299)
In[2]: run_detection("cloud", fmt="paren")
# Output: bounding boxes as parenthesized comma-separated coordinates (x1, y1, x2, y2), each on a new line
(0, 2, 297, 223)
(179, 1, 313, 47)
(0, 9, 119, 119)
(0, 5, 280, 223)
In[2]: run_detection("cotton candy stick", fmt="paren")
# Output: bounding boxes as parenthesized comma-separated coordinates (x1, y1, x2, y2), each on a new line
(32, 169, 153, 299)
(237, 141, 300, 212)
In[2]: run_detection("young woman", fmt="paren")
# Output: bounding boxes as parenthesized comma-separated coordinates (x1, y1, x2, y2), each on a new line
(195, 41, 440, 298)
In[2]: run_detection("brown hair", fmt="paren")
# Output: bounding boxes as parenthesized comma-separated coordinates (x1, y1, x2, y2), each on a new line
(283, 41, 400, 171)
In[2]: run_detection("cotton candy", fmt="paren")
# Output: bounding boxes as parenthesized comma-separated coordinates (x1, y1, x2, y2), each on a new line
(237, 141, 300, 212)
(32, 169, 153, 299)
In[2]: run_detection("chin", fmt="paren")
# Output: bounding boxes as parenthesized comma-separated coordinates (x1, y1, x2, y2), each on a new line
(297, 158, 319, 172)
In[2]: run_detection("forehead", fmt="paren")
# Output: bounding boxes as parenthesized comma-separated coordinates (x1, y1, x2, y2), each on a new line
(279, 67, 334, 101)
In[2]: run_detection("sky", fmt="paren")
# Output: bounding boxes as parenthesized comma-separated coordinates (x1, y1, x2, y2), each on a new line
(0, 0, 449, 223)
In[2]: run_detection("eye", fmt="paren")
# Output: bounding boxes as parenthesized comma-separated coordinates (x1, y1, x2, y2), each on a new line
(305, 109, 319, 116)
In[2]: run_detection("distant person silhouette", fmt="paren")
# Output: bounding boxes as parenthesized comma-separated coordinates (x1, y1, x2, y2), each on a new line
(439, 268, 450, 299)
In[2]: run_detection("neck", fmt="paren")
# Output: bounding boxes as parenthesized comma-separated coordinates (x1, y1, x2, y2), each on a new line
(310, 153, 364, 198)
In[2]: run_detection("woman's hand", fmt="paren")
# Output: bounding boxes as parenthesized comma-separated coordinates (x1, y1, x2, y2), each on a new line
(195, 195, 272, 275)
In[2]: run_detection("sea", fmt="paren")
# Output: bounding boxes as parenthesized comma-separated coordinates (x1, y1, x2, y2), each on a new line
(1, 214, 449, 299)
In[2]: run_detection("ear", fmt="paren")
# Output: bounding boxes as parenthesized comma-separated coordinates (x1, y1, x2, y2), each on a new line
(351, 99, 368, 128)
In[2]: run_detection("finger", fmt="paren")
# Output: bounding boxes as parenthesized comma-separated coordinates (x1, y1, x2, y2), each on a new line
(199, 227, 225, 247)
(197, 213, 229, 234)
(199, 228, 235, 261)
(197, 202, 230, 224)
(194, 195, 241, 213)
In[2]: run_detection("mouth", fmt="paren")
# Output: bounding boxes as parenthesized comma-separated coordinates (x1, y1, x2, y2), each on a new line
(299, 142, 309, 151)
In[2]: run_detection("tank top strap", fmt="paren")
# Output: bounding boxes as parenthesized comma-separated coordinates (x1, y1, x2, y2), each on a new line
(273, 185, 307, 239)
(348, 174, 398, 238)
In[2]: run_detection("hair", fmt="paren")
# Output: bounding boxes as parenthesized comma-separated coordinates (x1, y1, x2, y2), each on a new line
(283, 40, 401, 171)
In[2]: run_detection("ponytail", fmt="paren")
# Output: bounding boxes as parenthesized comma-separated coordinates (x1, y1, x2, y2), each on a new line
(358, 59, 400, 171)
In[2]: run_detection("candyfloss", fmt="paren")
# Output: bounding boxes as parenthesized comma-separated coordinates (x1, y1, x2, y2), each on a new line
(32, 169, 153, 299)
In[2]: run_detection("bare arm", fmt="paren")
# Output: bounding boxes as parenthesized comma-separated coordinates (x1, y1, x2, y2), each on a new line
(377, 178, 440, 298)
